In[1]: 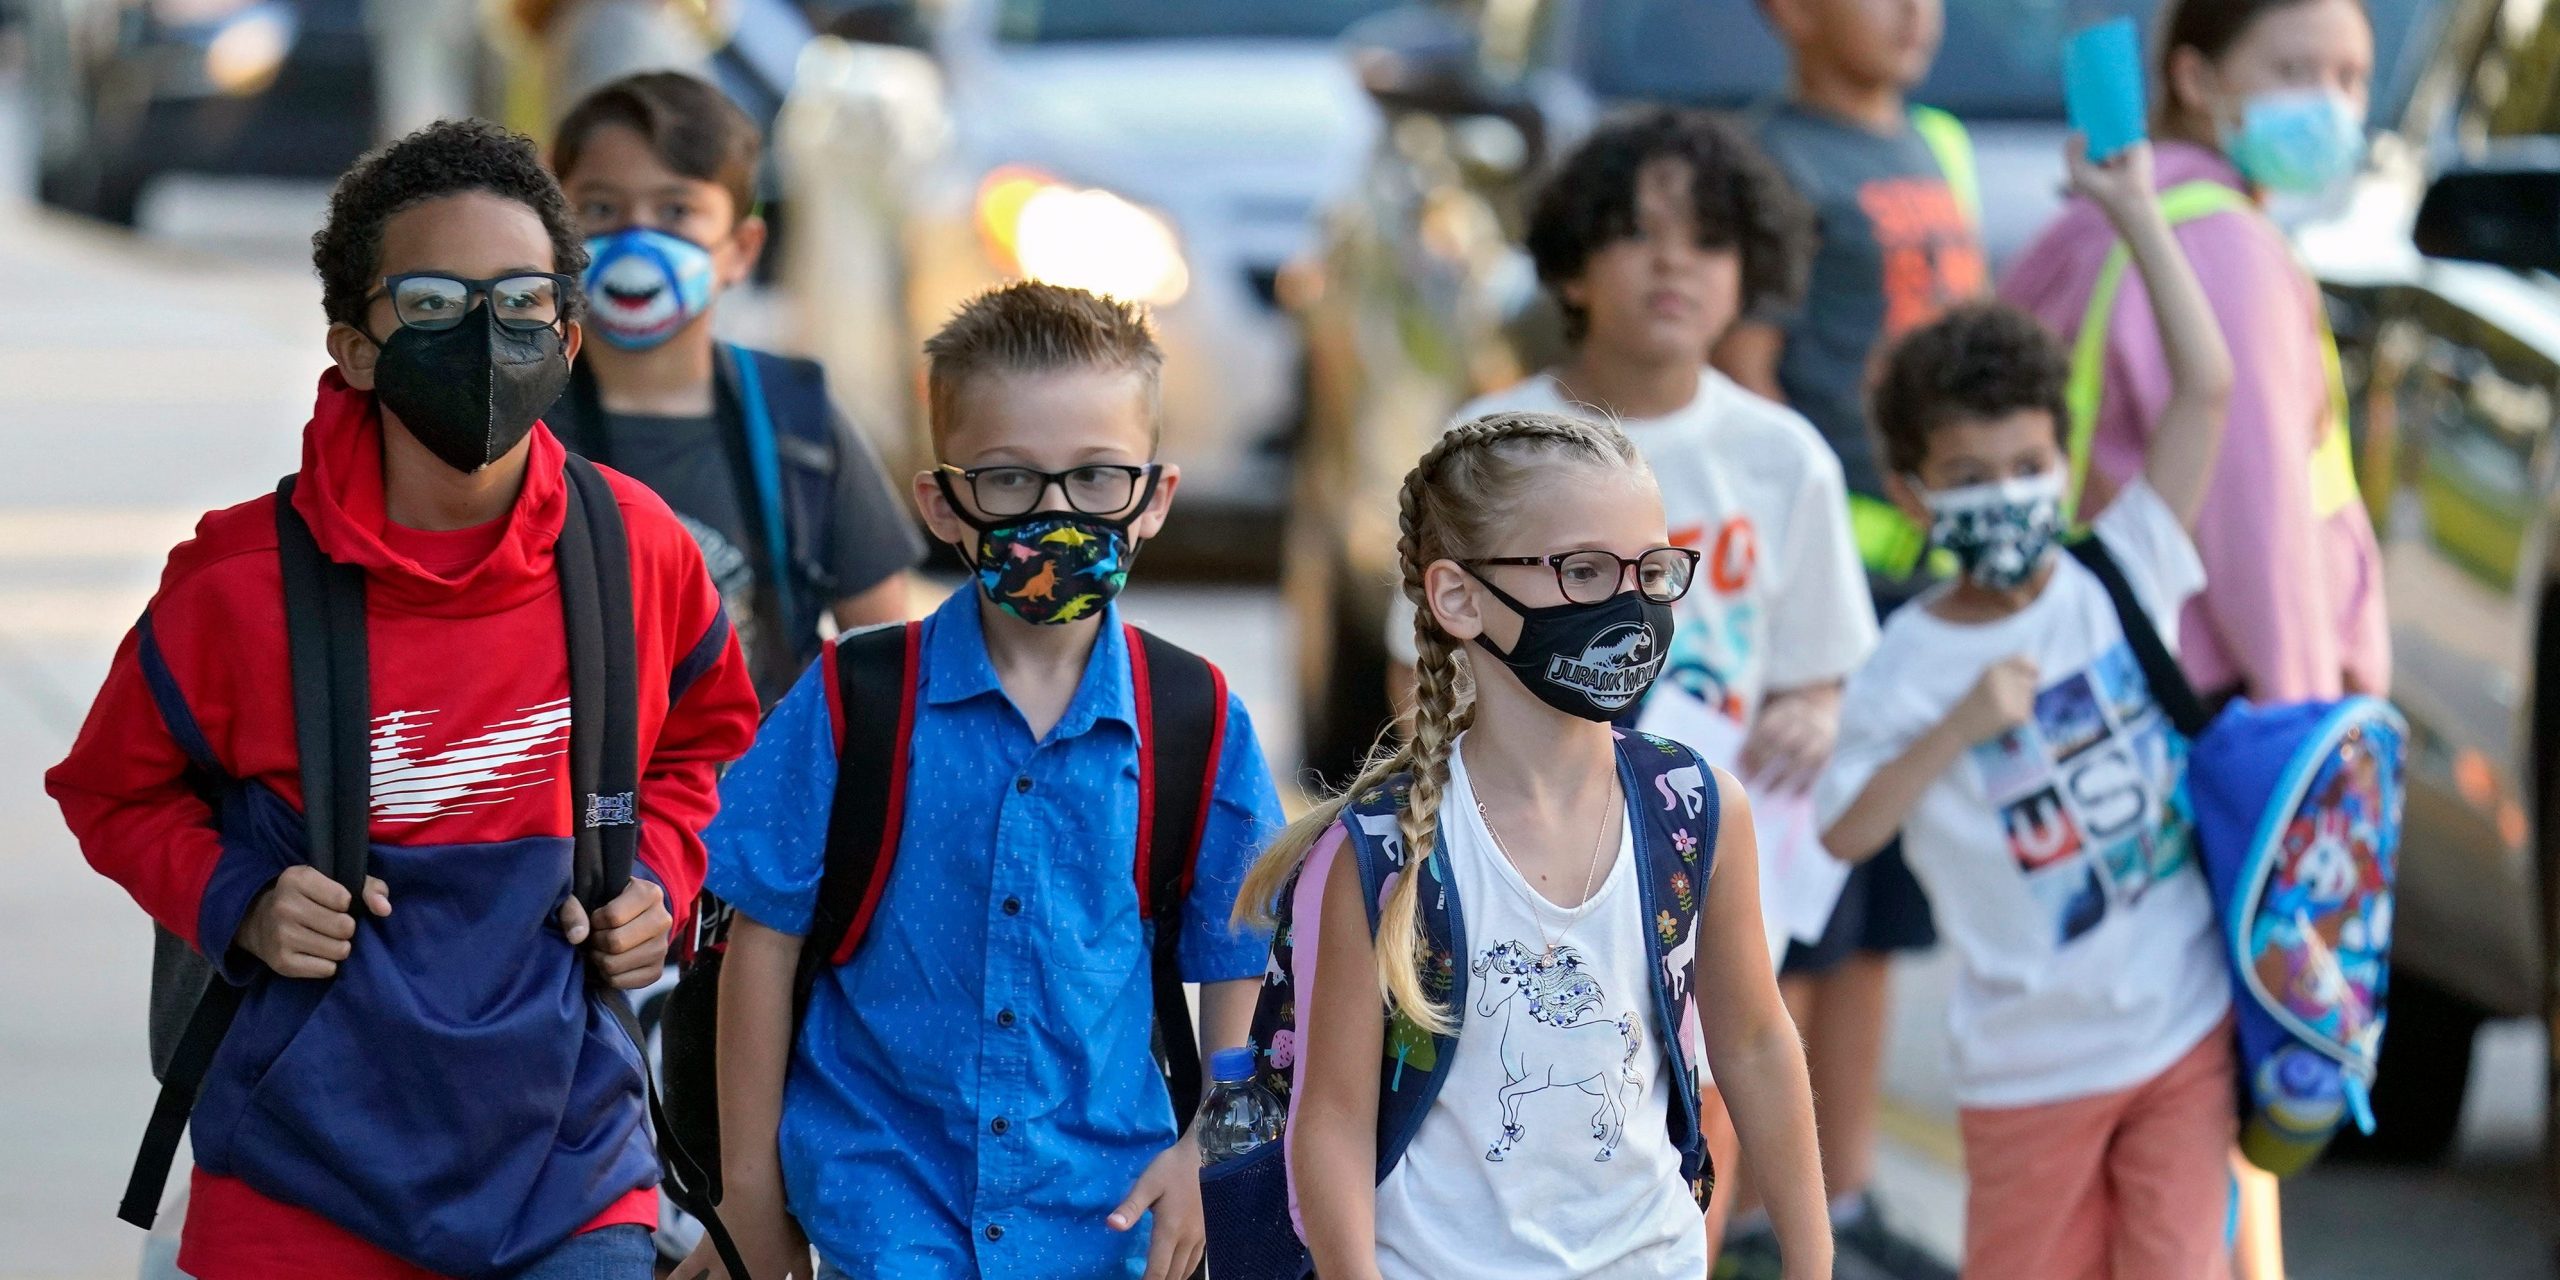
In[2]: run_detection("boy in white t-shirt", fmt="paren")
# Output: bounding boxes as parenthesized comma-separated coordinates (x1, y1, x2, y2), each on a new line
(1816, 141, 2237, 1280)
(1384, 108, 1872, 1264)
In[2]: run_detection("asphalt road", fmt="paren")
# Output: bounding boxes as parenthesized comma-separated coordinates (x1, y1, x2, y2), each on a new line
(0, 87, 2548, 1280)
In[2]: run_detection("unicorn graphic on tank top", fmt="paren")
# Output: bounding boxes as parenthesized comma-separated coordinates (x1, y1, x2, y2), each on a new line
(1471, 940, 1644, 1163)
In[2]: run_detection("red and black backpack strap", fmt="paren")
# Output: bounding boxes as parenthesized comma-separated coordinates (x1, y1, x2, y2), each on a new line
(1127, 624, 1230, 1124)
(798, 619, 1229, 1119)
(796, 621, 924, 1015)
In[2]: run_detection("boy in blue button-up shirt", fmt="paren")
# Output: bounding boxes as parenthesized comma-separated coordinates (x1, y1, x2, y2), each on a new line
(687, 283, 1284, 1280)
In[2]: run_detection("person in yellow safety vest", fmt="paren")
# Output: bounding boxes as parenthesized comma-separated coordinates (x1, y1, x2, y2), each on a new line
(2000, 2, 2387, 1279)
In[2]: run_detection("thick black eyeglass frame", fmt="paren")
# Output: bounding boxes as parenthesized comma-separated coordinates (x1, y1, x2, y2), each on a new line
(363, 272, 579, 334)
(935, 462, 1162, 518)
(1462, 546, 1703, 604)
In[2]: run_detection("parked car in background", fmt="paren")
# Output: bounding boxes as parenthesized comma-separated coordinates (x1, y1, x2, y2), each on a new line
(26, 0, 375, 225)
(1285, 0, 2440, 781)
(776, 0, 1387, 566)
(2295, 0, 2556, 1190)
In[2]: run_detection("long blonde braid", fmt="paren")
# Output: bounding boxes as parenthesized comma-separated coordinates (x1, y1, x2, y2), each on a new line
(1236, 411, 1645, 1035)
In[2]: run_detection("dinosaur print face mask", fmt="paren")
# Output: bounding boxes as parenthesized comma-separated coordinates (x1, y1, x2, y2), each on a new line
(964, 513, 1134, 626)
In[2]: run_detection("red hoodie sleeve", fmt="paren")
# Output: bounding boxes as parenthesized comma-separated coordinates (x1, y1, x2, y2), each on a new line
(630, 510, 759, 922)
(47, 616, 237, 952)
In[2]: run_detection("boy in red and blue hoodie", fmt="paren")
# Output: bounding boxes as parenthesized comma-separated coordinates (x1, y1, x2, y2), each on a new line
(45, 120, 760, 1280)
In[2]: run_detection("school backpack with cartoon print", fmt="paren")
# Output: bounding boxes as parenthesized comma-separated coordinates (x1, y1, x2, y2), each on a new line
(2072, 538, 2406, 1177)
(1201, 729, 1721, 1280)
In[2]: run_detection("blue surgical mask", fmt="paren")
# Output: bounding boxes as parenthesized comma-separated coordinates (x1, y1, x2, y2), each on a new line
(2223, 88, 2367, 196)
(1920, 470, 2067, 592)
(581, 228, 718, 350)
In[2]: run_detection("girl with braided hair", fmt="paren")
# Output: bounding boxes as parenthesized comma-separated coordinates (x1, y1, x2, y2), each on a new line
(1233, 412, 1830, 1280)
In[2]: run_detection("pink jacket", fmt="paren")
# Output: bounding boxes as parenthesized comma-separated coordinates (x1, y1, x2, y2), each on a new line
(2000, 141, 2389, 702)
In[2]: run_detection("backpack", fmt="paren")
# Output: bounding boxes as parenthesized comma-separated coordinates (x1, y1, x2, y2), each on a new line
(656, 620, 1233, 1217)
(117, 456, 746, 1274)
(2070, 537, 2405, 1177)
(1201, 730, 1721, 1280)
(552, 343, 849, 665)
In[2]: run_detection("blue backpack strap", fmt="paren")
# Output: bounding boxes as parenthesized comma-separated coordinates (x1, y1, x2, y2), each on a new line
(1335, 775, 1468, 1183)
(723, 344, 800, 638)
(1619, 729, 1720, 1203)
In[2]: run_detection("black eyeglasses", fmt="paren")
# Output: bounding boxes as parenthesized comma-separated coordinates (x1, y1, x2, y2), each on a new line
(1464, 547, 1701, 605)
(936, 463, 1159, 518)
(365, 272, 576, 334)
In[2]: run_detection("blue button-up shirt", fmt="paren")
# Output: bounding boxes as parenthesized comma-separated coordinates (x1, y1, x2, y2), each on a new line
(705, 588, 1283, 1278)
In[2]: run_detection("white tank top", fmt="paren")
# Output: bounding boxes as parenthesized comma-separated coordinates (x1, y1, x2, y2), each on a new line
(1372, 740, 1707, 1280)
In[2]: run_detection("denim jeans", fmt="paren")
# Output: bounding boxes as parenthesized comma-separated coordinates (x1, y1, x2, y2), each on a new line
(507, 1224, 656, 1280)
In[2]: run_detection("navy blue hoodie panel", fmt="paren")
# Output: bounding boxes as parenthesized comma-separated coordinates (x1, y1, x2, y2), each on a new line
(670, 608, 735, 707)
(185, 783, 653, 1277)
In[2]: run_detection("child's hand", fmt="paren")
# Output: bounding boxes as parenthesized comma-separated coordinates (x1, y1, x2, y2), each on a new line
(236, 865, 391, 979)
(557, 876, 673, 990)
(1742, 685, 1841, 794)
(1107, 1132, 1204, 1280)
(2066, 135, 2160, 232)
(1949, 654, 2040, 743)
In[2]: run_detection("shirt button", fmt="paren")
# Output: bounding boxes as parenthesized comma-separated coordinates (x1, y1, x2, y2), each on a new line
(1002, 896, 1022, 916)
(997, 1008, 1017, 1028)
(986, 1224, 1005, 1242)
(1014, 775, 1033, 794)
(990, 1116, 1010, 1135)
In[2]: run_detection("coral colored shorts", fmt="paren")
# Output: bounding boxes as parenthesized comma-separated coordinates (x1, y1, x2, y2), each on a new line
(1957, 1019, 2237, 1280)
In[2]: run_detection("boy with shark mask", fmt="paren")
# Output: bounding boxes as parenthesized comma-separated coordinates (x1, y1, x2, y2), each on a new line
(548, 71, 924, 705)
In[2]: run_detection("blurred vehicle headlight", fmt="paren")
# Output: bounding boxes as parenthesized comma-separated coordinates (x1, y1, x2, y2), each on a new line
(974, 167, 1190, 306)
(204, 7, 292, 96)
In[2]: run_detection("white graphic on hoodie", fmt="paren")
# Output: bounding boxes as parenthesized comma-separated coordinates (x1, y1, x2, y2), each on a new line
(370, 698, 573, 823)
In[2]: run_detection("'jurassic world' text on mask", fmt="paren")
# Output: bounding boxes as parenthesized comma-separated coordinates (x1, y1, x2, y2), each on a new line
(370, 305, 572, 474)
(1466, 573, 1674, 722)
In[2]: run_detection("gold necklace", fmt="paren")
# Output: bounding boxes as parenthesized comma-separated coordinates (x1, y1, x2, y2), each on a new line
(1476, 781, 1618, 964)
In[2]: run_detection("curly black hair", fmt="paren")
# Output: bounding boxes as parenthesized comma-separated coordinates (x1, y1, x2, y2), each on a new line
(1525, 107, 1811, 343)
(311, 118, 588, 331)
(1871, 302, 2071, 476)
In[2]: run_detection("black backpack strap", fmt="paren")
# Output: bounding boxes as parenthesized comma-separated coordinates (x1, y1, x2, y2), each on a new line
(559, 455, 641, 909)
(796, 621, 924, 1013)
(2067, 537, 2212, 737)
(557, 457, 751, 1278)
(1127, 626, 1229, 1127)
(121, 477, 368, 1228)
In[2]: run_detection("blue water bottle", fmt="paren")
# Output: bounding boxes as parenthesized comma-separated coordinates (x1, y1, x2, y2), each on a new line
(1197, 1047, 1283, 1165)
(2241, 1045, 2349, 1176)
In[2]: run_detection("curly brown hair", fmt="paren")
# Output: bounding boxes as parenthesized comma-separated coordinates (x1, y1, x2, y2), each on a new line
(1526, 107, 1812, 343)
(1870, 302, 2070, 476)
(311, 119, 588, 331)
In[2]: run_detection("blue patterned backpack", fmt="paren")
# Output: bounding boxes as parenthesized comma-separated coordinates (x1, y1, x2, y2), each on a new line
(2072, 539, 2406, 1176)
(1202, 730, 1721, 1279)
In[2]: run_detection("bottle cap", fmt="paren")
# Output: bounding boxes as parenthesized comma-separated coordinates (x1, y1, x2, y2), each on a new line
(1210, 1047, 1258, 1084)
